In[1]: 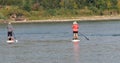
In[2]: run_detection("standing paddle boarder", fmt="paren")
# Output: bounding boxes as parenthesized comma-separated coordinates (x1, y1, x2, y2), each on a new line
(72, 21, 79, 40)
(7, 22, 14, 41)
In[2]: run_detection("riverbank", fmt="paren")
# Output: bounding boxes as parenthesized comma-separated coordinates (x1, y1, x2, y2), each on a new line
(1, 15, 120, 23)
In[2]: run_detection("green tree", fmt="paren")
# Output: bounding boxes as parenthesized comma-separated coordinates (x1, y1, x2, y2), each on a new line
(117, 0, 120, 11)
(22, 0, 32, 12)
(117, 0, 120, 8)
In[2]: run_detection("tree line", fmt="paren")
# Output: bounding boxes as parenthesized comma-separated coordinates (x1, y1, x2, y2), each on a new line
(0, 0, 120, 20)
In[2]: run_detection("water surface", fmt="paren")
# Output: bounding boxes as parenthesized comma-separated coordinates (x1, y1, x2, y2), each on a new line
(0, 21, 120, 63)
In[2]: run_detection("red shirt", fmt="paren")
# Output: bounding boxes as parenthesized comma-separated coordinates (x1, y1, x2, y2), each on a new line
(72, 24, 79, 31)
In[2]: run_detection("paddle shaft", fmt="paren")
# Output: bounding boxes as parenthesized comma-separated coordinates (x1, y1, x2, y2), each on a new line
(79, 32, 89, 40)
(13, 32, 16, 39)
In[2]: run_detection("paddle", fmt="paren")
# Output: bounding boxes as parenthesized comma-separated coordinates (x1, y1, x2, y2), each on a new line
(13, 32, 18, 42)
(79, 32, 89, 40)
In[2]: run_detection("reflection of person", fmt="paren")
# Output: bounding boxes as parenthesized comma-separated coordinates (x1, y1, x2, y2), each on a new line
(72, 21, 79, 40)
(7, 22, 14, 40)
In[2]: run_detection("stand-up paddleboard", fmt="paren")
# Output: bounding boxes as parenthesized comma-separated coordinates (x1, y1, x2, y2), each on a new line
(7, 38, 18, 44)
(72, 39, 80, 42)
(7, 40, 15, 44)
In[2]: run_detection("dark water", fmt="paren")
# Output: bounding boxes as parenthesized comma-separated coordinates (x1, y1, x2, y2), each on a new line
(0, 21, 120, 63)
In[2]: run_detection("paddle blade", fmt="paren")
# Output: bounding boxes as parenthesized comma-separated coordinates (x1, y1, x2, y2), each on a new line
(15, 40, 18, 43)
(86, 38, 89, 40)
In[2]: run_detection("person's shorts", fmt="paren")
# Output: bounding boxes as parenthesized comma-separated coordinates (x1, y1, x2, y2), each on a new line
(8, 32, 12, 36)
(73, 31, 78, 33)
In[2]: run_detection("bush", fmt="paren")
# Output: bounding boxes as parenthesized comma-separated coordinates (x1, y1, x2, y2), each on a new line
(0, 13, 5, 19)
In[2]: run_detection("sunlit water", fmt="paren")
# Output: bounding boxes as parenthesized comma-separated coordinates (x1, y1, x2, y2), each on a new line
(0, 21, 120, 63)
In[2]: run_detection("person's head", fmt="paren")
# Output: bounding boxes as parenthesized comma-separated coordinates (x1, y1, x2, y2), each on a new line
(73, 21, 77, 24)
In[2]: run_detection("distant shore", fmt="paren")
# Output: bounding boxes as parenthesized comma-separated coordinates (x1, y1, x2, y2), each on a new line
(1, 15, 120, 23)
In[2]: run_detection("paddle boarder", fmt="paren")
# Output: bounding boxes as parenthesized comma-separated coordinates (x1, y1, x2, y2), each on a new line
(7, 22, 14, 40)
(72, 21, 79, 40)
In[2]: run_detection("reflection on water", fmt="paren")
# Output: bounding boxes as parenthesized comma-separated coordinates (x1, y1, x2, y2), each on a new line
(73, 42, 80, 63)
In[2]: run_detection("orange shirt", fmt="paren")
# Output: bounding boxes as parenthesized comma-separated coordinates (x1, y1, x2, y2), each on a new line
(72, 24, 79, 31)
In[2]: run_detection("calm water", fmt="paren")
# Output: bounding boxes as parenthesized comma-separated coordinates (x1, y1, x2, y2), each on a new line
(0, 21, 120, 63)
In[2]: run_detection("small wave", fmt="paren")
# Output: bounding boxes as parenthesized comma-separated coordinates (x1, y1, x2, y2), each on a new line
(82, 34, 120, 36)
(112, 34, 120, 36)
(89, 34, 111, 36)
(16, 32, 52, 35)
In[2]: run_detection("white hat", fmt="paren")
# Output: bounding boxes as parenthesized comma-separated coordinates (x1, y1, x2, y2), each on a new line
(73, 21, 77, 24)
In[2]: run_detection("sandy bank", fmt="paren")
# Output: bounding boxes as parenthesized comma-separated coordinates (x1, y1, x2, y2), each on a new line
(2, 15, 120, 23)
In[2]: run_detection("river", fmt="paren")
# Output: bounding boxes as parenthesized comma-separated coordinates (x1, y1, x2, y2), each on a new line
(0, 20, 120, 63)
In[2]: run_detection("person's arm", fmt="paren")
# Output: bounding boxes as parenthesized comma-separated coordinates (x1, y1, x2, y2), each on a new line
(77, 24, 79, 29)
(72, 25, 74, 31)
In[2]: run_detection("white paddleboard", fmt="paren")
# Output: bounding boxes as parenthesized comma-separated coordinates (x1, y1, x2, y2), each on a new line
(7, 40, 15, 44)
(72, 39, 80, 42)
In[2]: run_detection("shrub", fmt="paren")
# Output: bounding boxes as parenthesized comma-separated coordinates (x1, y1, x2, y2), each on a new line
(0, 12, 5, 19)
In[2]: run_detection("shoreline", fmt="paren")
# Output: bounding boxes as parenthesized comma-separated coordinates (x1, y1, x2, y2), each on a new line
(1, 15, 120, 23)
